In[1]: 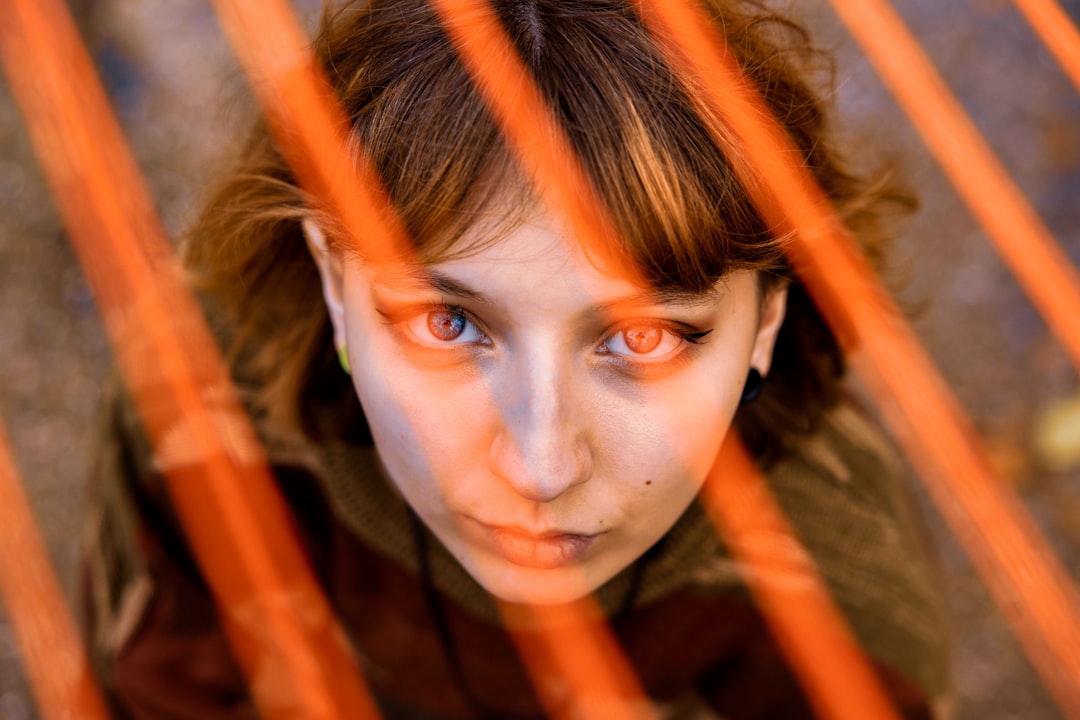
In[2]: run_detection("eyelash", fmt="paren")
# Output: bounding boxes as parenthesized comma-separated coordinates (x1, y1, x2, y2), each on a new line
(377, 301, 492, 348)
(378, 302, 712, 372)
(597, 323, 712, 374)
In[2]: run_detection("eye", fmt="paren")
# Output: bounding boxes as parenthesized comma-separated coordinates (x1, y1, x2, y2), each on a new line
(599, 323, 687, 361)
(403, 306, 489, 346)
(428, 309, 467, 341)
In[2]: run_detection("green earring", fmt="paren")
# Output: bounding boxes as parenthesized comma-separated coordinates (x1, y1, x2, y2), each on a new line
(337, 345, 351, 375)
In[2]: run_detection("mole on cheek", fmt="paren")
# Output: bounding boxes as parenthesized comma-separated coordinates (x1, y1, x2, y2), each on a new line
(645, 480, 652, 486)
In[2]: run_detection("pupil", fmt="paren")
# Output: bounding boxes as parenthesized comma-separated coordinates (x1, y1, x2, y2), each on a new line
(624, 327, 662, 354)
(428, 310, 467, 341)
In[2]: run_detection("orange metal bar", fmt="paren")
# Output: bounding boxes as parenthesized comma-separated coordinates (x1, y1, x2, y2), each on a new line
(700, 434, 902, 720)
(207, 0, 413, 267)
(428, 0, 902, 717)
(499, 599, 657, 720)
(209, 1, 656, 717)
(427, 0, 638, 285)
(0, 1, 379, 717)
(0, 421, 110, 720)
(827, 0, 1080, 373)
(635, 1, 1080, 717)
(1013, 0, 1080, 95)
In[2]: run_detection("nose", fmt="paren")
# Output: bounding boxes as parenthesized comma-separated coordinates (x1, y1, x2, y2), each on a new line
(487, 352, 592, 503)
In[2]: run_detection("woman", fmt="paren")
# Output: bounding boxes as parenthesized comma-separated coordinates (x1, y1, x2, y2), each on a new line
(84, 0, 950, 716)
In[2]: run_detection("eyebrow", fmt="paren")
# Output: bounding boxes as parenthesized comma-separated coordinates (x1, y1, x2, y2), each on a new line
(373, 266, 494, 305)
(373, 265, 720, 310)
(589, 287, 721, 313)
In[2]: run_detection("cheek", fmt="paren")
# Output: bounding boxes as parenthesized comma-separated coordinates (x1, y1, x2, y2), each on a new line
(344, 321, 494, 505)
(668, 380, 742, 478)
(594, 372, 743, 491)
(593, 377, 742, 561)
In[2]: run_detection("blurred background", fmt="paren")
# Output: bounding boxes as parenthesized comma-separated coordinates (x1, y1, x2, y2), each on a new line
(1, 0, 1078, 717)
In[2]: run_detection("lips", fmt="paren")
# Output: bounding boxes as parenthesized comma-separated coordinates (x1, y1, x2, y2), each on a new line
(470, 521, 600, 570)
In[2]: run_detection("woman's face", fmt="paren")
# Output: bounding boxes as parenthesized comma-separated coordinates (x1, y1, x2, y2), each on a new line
(307, 211, 786, 605)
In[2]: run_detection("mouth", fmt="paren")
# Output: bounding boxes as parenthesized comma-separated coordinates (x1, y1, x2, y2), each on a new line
(468, 520, 601, 570)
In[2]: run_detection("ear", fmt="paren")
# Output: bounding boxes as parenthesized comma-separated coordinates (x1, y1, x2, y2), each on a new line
(748, 282, 789, 376)
(302, 218, 348, 351)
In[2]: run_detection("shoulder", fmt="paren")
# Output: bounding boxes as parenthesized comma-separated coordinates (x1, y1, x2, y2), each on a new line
(772, 403, 951, 700)
(680, 401, 951, 709)
(83, 375, 353, 716)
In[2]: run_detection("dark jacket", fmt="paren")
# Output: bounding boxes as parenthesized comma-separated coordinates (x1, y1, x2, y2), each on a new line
(83, 383, 950, 719)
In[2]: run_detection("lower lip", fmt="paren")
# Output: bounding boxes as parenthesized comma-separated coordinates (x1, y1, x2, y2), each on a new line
(476, 524, 598, 570)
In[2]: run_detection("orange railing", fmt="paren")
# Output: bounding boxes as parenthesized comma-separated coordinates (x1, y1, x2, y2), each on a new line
(1013, 0, 1080, 94)
(0, 0, 379, 717)
(826, 0, 1080, 372)
(0, 0, 1078, 718)
(428, 1, 904, 716)
(637, 1, 1080, 717)
(0, 420, 109, 720)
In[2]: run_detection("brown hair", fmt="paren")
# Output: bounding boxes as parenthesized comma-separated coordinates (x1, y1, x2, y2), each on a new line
(183, 0, 912, 464)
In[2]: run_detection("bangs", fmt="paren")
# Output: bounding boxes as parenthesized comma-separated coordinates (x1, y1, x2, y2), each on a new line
(188, 0, 885, 452)
(326, 0, 784, 291)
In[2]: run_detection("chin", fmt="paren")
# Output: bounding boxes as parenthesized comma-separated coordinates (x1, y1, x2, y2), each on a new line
(467, 559, 614, 608)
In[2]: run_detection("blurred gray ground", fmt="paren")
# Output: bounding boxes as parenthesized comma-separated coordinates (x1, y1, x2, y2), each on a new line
(1, 0, 1079, 718)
